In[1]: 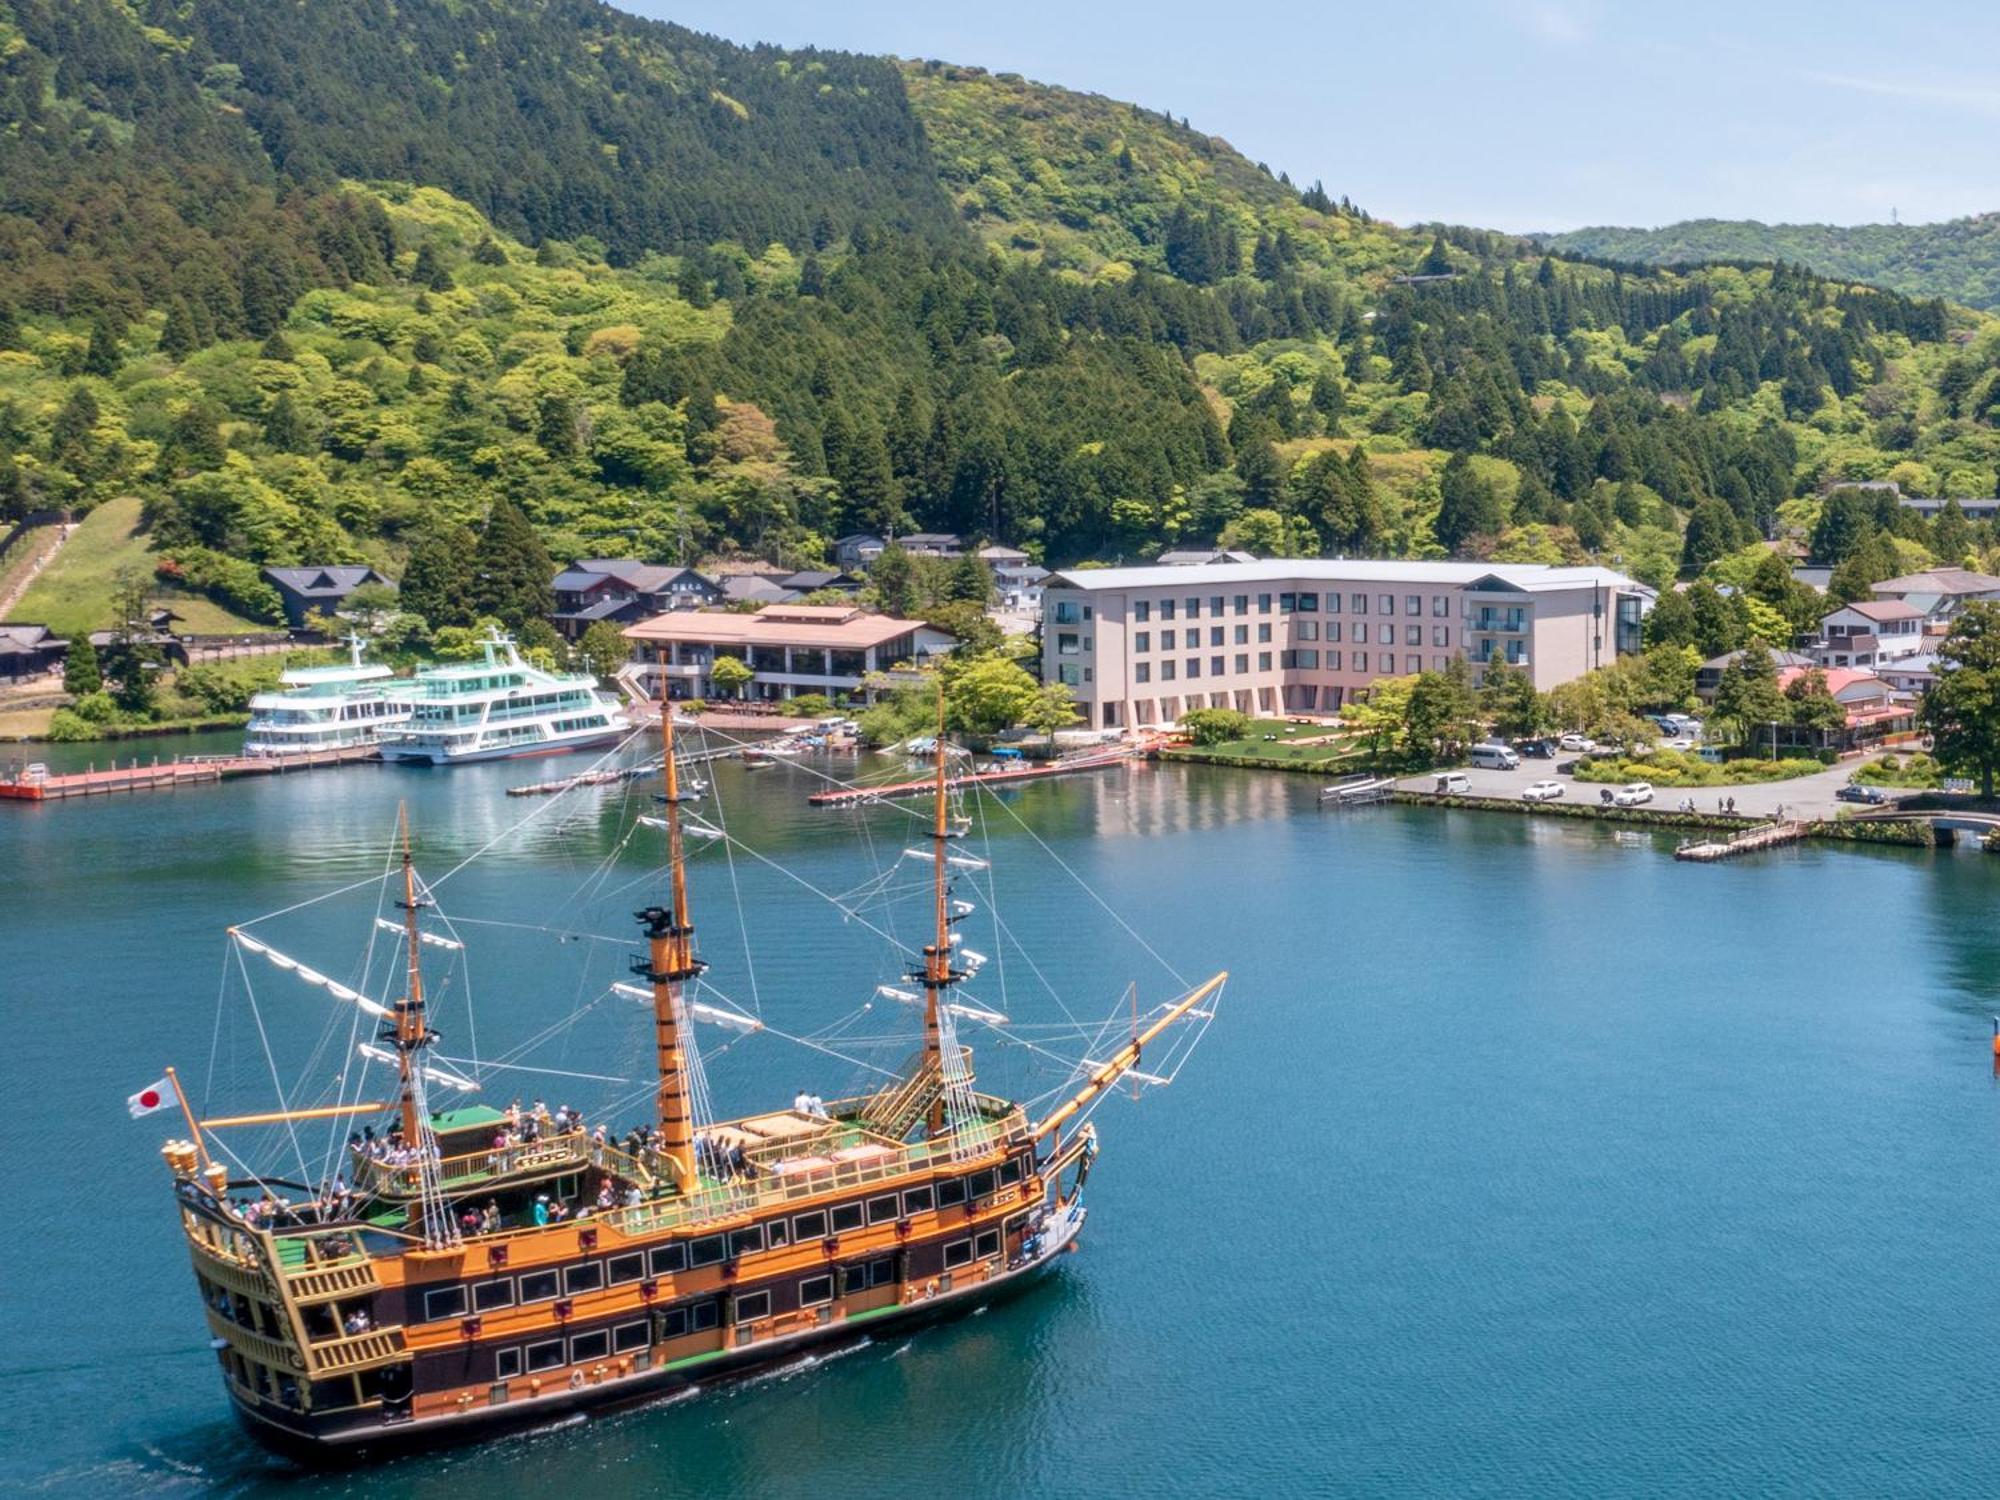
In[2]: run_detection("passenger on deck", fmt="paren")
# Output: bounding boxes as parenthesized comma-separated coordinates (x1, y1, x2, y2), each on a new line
(794, 1089, 813, 1115)
(728, 1142, 752, 1179)
(481, 1200, 501, 1234)
(595, 1183, 615, 1212)
(532, 1195, 551, 1227)
(807, 1094, 827, 1119)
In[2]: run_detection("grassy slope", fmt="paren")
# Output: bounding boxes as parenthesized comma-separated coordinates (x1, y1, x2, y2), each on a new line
(1544, 214, 2000, 310)
(12, 497, 278, 634)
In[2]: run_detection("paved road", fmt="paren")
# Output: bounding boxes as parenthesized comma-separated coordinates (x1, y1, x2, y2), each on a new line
(1398, 757, 1913, 821)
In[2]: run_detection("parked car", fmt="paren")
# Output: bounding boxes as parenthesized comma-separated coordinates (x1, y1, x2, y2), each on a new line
(1836, 783, 1888, 805)
(1521, 738, 1556, 758)
(1469, 742, 1521, 770)
(1436, 771, 1472, 794)
(1558, 733, 1594, 752)
(1664, 737, 1694, 751)
(1522, 780, 1565, 802)
(1612, 781, 1655, 807)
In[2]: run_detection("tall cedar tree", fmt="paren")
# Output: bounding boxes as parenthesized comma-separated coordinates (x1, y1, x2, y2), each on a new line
(399, 524, 479, 628)
(471, 501, 555, 629)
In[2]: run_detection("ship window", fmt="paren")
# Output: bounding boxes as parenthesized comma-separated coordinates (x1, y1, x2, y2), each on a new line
(799, 1275, 834, 1307)
(969, 1170, 996, 1199)
(606, 1253, 644, 1285)
(657, 1307, 689, 1341)
(729, 1227, 764, 1258)
(943, 1239, 974, 1269)
(935, 1177, 967, 1207)
(829, 1203, 864, 1233)
(564, 1262, 603, 1295)
(569, 1330, 610, 1363)
(902, 1186, 934, 1215)
(613, 1321, 650, 1354)
(691, 1299, 720, 1332)
(766, 1219, 790, 1249)
(525, 1339, 564, 1373)
(649, 1244, 687, 1277)
(869, 1257, 898, 1287)
(473, 1279, 514, 1312)
(519, 1271, 559, 1303)
(423, 1286, 468, 1322)
(494, 1348, 523, 1380)
(867, 1194, 900, 1224)
(976, 1230, 1001, 1259)
(689, 1235, 727, 1268)
(998, 1159, 1023, 1187)
(732, 1291, 772, 1323)
(793, 1210, 829, 1241)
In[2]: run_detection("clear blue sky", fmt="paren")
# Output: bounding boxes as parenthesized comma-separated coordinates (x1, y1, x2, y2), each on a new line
(624, 0, 2000, 232)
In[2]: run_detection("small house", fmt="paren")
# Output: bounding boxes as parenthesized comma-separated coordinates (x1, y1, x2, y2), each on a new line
(261, 566, 393, 628)
(0, 623, 68, 681)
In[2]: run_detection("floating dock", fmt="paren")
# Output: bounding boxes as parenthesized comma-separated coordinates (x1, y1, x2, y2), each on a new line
(0, 744, 376, 803)
(807, 748, 1136, 808)
(1319, 775, 1395, 807)
(1674, 819, 1810, 862)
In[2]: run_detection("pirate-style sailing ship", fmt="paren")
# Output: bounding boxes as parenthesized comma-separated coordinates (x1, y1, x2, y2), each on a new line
(143, 697, 1224, 1462)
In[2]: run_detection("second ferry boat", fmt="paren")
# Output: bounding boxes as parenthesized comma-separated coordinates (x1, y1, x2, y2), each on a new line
(243, 636, 415, 757)
(377, 629, 626, 765)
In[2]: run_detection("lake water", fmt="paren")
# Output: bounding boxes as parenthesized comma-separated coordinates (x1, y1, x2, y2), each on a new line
(6, 735, 2000, 1498)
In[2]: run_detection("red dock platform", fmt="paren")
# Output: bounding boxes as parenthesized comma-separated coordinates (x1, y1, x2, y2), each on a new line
(1, 744, 377, 803)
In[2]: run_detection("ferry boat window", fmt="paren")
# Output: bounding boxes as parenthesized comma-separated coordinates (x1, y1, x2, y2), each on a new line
(729, 1226, 763, 1258)
(935, 1177, 968, 1207)
(494, 1348, 523, 1380)
(767, 1220, 790, 1249)
(689, 1235, 727, 1267)
(606, 1253, 644, 1285)
(799, 1275, 834, 1306)
(657, 1307, 690, 1340)
(473, 1279, 514, 1312)
(969, 1169, 996, 1198)
(998, 1159, 1023, 1187)
(902, 1186, 934, 1215)
(943, 1239, 974, 1269)
(525, 1339, 564, 1373)
(613, 1321, 649, 1353)
(423, 1286, 469, 1322)
(691, 1299, 720, 1332)
(975, 1230, 1001, 1259)
(732, 1291, 772, 1323)
(568, 1330, 610, 1363)
(867, 1194, 899, 1224)
(868, 1257, 898, 1287)
(649, 1243, 687, 1276)
(793, 1210, 829, 1240)
(829, 1203, 865, 1233)
(564, 1262, 603, 1295)
(519, 1271, 559, 1303)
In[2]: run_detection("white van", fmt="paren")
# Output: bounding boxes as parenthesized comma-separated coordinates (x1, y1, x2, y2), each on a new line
(1469, 743, 1520, 770)
(1435, 772, 1472, 794)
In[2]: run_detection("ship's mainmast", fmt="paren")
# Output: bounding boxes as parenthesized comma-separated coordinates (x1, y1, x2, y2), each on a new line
(917, 693, 965, 1135)
(635, 665, 702, 1194)
(392, 803, 434, 1145)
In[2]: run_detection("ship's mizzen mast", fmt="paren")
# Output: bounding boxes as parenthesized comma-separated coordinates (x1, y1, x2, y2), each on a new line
(636, 667, 702, 1195)
(918, 693, 966, 1136)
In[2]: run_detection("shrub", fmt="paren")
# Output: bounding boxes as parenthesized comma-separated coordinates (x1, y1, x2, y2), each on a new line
(1573, 750, 1822, 786)
(44, 709, 101, 741)
(1180, 707, 1255, 746)
(785, 693, 834, 717)
(72, 691, 120, 724)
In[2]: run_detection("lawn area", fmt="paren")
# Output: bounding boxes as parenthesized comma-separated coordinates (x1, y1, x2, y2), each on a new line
(1167, 719, 1364, 766)
(12, 496, 280, 635)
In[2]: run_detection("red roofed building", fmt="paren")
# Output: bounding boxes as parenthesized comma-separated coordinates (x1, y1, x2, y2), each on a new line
(1775, 665, 1914, 751)
(623, 604, 957, 702)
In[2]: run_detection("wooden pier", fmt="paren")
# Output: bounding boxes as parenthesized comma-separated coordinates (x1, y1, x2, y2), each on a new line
(0, 744, 375, 804)
(1319, 775, 1394, 808)
(807, 748, 1135, 808)
(1674, 820, 1809, 862)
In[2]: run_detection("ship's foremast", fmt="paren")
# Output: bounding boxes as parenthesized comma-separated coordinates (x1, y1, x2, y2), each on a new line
(637, 664, 702, 1194)
(392, 804, 434, 1146)
(917, 695, 967, 1136)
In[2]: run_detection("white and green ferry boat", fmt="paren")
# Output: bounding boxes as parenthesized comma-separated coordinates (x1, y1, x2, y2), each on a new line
(242, 636, 416, 757)
(377, 629, 626, 764)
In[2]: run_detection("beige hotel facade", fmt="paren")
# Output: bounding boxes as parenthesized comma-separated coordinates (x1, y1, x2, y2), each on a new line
(1039, 560, 1647, 729)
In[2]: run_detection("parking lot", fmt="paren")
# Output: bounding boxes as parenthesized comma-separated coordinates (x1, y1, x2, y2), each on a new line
(1396, 756, 1911, 822)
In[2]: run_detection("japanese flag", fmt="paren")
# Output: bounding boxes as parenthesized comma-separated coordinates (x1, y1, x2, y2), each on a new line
(128, 1076, 175, 1118)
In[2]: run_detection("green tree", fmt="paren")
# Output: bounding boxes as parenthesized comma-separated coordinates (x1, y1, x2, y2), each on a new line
(158, 301, 198, 360)
(925, 600, 1003, 656)
(1783, 667, 1849, 745)
(944, 552, 995, 605)
(82, 318, 121, 376)
(261, 392, 312, 453)
(1341, 675, 1415, 760)
(396, 524, 478, 629)
(576, 619, 631, 677)
(1479, 657, 1543, 739)
(1827, 531, 1902, 605)
(1644, 586, 1696, 648)
(63, 633, 101, 696)
(1180, 706, 1253, 745)
(1686, 580, 1744, 659)
(1920, 602, 2000, 798)
(470, 500, 555, 629)
(1680, 499, 1740, 575)
(709, 654, 755, 700)
(1023, 681, 1081, 746)
(869, 544, 919, 617)
(943, 653, 1039, 736)
(1712, 643, 1786, 753)
(1434, 452, 1502, 554)
(1403, 661, 1480, 764)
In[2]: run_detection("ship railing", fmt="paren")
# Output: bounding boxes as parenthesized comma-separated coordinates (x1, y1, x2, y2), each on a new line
(303, 1324, 408, 1378)
(350, 1130, 594, 1196)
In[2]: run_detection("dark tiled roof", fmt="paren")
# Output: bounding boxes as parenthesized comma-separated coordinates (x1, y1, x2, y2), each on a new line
(262, 565, 388, 596)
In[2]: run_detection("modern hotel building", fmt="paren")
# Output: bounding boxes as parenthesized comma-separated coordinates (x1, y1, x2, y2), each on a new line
(1039, 561, 1647, 729)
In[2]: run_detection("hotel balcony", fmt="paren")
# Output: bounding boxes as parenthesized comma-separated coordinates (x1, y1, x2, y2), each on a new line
(1466, 612, 1530, 633)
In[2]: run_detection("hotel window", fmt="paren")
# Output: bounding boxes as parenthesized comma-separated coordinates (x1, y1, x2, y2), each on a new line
(1161, 661, 1176, 681)
(1185, 597, 1201, 618)
(1379, 594, 1394, 615)
(1297, 650, 1319, 668)
(1298, 592, 1319, 611)
(1433, 655, 1449, 670)
(1354, 651, 1368, 672)
(1258, 651, 1272, 670)
(732, 1291, 772, 1324)
(1325, 593, 1341, 614)
(1257, 593, 1273, 613)
(1278, 592, 1296, 613)
(1135, 631, 1151, 652)
(564, 1262, 603, 1294)
(1257, 623, 1272, 643)
(1185, 659, 1200, 679)
(1234, 625, 1248, 645)
(1084, 636, 1093, 653)
(1433, 595, 1450, 617)
(1297, 620, 1319, 642)
(423, 1286, 468, 1322)
(1406, 655, 1421, 673)
(1354, 623, 1368, 644)
(1405, 625, 1421, 646)
(1235, 653, 1249, 673)
(1135, 663, 1151, 684)
(1351, 593, 1367, 614)
(1160, 599, 1175, 619)
(1083, 667, 1092, 683)
(1326, 622, 1341, 643)
(1057, 632, 1080, 655)
(1406, 595, 1422, 616)
(569, 1330, 610, 1364)
(1211, 656, 1225, 676)
(1210, 597, 1225, 616)
(1134, 600, 1150, 622)
(1433, 625, 1449, 647)
(1234, 595, 1249, 615)
(1059, 664, 1080, 687)
(474, 1279, 515, 1312)
(1210, 626, 1224, 647)
(799, 1275, 835, 1307)
(1326, 651, 1341, 670)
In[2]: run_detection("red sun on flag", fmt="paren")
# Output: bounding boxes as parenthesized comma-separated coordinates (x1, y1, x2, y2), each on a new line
(128, 1075, 175, 1119)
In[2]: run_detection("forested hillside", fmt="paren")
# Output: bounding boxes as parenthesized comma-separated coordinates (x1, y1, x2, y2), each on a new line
(4, 0, 2000, 635)
(1545, 215, 2000, 311)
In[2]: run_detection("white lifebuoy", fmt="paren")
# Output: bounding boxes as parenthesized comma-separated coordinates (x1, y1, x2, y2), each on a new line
(569, 1370, 584, 1390)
